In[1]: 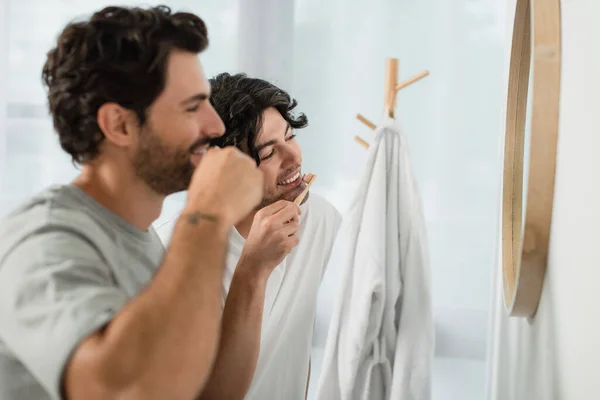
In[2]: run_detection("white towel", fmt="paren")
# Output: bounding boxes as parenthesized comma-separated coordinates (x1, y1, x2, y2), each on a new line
(315, 118, 434, 400)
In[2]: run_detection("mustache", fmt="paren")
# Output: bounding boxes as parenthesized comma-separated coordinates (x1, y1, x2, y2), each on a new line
(277, 164, 301, 181)
(189, 138, 213, 154)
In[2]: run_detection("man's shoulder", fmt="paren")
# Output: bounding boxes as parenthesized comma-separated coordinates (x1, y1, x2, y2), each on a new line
(6, 184, 105, 223)
(304, 191, 342, 230)
(0, 185, 114, 260)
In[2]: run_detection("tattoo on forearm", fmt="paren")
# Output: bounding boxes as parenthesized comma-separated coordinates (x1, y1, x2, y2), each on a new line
(184, 211, 219, 224)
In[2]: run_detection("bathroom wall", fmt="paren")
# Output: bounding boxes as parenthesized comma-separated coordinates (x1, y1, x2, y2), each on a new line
(487, 1, 600, 399)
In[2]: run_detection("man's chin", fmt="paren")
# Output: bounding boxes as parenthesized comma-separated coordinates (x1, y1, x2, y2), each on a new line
(286, 185, 307, 204)
(256, 188, 309, 209)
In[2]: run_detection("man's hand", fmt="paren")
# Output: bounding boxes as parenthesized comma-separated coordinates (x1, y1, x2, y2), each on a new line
(186, 146, 264, 226)
(197, 199, 302, 400)
(240, 200, 302, 274)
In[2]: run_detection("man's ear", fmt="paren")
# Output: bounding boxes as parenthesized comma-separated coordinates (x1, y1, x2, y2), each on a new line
(97, 103, 139, 148)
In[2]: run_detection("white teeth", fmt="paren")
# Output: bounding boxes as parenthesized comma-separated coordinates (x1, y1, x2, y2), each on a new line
(192, 146, 208, 155)
(278, 172, 300, 185)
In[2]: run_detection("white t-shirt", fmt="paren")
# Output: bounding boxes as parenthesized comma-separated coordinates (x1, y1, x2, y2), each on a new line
(157, 191, 341, 400)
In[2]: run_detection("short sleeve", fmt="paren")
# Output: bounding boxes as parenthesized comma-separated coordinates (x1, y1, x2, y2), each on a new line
(0, 229, 129, 400)
(155, 216, 178, 247)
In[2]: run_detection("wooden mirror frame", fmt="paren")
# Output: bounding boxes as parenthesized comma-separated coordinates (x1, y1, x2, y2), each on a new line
(502, 0, 561, 318)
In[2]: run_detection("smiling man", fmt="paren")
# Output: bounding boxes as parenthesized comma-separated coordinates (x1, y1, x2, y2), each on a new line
(0, 7, 264, 400)
(158, 73, 342, 400)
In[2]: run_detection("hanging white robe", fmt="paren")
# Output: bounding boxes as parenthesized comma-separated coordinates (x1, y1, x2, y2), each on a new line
(315, 118, 433, 400)
(156, 192, 341, 400)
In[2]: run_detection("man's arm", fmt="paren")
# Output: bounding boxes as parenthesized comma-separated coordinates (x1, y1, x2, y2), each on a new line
(198, 200, 301, 400)
(197, 258, 269, 400)
(64, 147, 263, 400)
(64, 211, 230, 400)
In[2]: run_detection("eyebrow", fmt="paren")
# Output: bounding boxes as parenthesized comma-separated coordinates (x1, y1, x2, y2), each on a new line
(179, 93, 209, 106)
(255, 124, 291, 151)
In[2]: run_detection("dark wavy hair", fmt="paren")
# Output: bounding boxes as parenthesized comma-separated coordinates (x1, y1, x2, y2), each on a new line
(208, 73, 308, 166)
(42, 5, 209, 164)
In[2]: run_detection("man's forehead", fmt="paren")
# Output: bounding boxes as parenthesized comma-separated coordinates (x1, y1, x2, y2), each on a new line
(258, 111, 289, 137)
(165, 51, 209, 95)
(255, 121, 290, 148)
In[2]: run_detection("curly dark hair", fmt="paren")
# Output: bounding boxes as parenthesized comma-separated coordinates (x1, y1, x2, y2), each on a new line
(208, 73, 308, 166)
(42, 5, 209, 164)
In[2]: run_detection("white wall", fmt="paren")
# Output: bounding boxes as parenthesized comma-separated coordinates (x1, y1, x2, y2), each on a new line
(487, 1, 600, 399)
(237, 0, 295, 89)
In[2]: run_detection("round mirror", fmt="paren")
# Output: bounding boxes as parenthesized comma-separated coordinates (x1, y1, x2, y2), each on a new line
(501, 0, 561, 318)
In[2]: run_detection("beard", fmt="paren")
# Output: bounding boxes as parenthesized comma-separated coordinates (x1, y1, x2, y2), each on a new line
(256, 180, 309, 209)
(132, 126, 195, 196)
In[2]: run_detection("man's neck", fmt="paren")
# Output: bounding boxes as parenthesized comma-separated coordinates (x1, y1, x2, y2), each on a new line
(72, 162, 164, 232)
(234, 211, 257, 239)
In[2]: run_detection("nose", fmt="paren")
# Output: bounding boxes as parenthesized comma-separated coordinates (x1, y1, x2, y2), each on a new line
(282, 141, 302, 167)
(201, 103, 226, 139)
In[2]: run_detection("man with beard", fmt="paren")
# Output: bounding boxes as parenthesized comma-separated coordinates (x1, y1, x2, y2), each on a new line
(158, 73, 342, 400)
(0, 6, 264, 400)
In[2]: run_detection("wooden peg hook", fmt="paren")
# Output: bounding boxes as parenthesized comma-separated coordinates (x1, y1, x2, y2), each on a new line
(354, 136, 370, 149)
(356, 113, 377, 130)
(355, 58, 430, 150)
(384, 58, 399, 118)
(396, 70, 430, 92)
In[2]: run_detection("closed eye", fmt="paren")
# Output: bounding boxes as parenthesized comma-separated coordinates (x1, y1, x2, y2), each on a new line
(261, 149, 275, 161)
(186, 104, 200, 112)
(261, 134, 296, 160)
